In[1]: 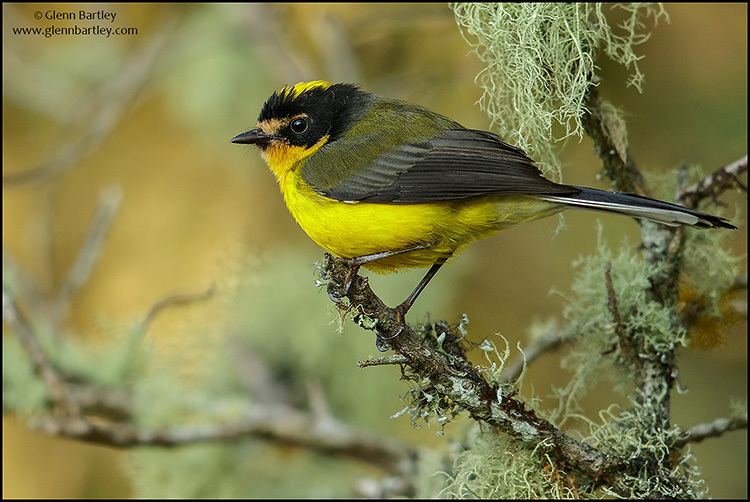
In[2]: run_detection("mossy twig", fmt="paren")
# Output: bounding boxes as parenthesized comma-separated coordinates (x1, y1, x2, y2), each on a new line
(358, 355, 409, 368)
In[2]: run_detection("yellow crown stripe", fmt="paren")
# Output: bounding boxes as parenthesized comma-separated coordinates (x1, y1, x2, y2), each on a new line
(279, 80, 332, 99)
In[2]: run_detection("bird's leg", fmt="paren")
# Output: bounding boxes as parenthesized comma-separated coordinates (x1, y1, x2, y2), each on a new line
(398, 258, 448, 314)
(334, 243, 433, 299)
(376, 257, 449, 349)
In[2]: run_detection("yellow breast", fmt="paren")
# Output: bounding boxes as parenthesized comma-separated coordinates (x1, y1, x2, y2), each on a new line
(278, 169, 505, 272)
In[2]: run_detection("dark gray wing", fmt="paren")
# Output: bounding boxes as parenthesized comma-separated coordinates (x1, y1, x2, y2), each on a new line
(313, 129, 579, 203)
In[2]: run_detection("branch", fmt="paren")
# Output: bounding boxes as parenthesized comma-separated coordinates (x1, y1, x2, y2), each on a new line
(5, 270, 407, 474)
(584, 86, 677, 474)
(359, 355, 409, 368)
(322, 255, 619, 482)
(236, 5, 315, 82)
(675, 415, 748, 448)
(27, 405, 409, 473)
(679, 155, 748, 209)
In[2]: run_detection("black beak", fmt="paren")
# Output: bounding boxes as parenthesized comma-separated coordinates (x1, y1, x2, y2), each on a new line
(230, 129, 270, 145)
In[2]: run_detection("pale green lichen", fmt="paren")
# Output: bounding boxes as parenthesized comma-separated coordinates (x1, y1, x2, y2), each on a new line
(587, 405, 706, 498)
(476, 332, 511, 385)
(452, 3, 667, 179)
(431, 426, 585, 499)
(559, 225, 685, 370)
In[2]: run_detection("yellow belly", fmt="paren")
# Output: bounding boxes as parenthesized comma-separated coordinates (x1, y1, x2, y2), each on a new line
(279, 170, 561, 273)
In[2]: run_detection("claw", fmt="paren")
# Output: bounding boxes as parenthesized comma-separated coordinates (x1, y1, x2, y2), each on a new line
(328, 256, 360, 303)
(327, 289, 346, 306)
(374, 336, 390, 353)
(373, 305, 407, 351)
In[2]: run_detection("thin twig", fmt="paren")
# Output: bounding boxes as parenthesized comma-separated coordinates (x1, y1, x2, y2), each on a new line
(3, 14, 179, 186)
(138, 286, 216, 334)
(56, 186, 123, 321)
(604, 263, 636, 361)
(679, 155, 748, 209)
(499, 334, 567, 384)
(358, 355, 409, 368)
(675, 415, 748, 448)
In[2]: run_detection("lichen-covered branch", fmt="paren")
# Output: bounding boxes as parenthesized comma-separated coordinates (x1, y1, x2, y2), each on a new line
(675, 415, 748, 448)
(579, 84, 743, 496)
(679, 155, 748, 209)
(583, 77, 744, 493)
(358, 354, 409, 368)
(322, 255, 619, 482)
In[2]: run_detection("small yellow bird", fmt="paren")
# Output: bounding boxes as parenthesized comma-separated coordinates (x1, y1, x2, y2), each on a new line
(232, 81, 734, 327)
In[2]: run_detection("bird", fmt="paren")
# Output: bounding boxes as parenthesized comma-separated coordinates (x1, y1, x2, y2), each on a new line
(231, 80, 734, 334)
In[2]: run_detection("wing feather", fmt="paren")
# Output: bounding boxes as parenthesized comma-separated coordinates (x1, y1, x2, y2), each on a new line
(308, 128, 579, 203)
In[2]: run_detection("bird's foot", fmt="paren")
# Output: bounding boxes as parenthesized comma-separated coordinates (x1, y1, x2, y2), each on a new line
(327, 257, 361, 305)
(374, 304, 408, 352)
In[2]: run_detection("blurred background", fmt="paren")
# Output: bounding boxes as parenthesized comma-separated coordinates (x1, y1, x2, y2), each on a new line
(3, 3, 746, 498)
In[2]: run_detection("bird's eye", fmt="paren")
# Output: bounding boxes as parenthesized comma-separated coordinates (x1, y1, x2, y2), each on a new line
(290, 117, 308, 134)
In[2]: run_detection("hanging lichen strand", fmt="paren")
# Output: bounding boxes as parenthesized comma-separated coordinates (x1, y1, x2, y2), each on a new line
(452, 3, 667, 181)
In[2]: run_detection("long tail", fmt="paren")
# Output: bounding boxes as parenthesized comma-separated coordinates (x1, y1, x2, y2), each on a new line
(542, 187, 736, 229)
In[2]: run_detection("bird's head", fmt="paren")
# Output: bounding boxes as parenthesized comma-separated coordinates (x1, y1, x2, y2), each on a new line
(231, 81, 371, 176)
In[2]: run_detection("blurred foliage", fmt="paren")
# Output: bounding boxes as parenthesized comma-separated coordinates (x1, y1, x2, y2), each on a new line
(3, 2, 747, 499)
(129, 253, 457, 498)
